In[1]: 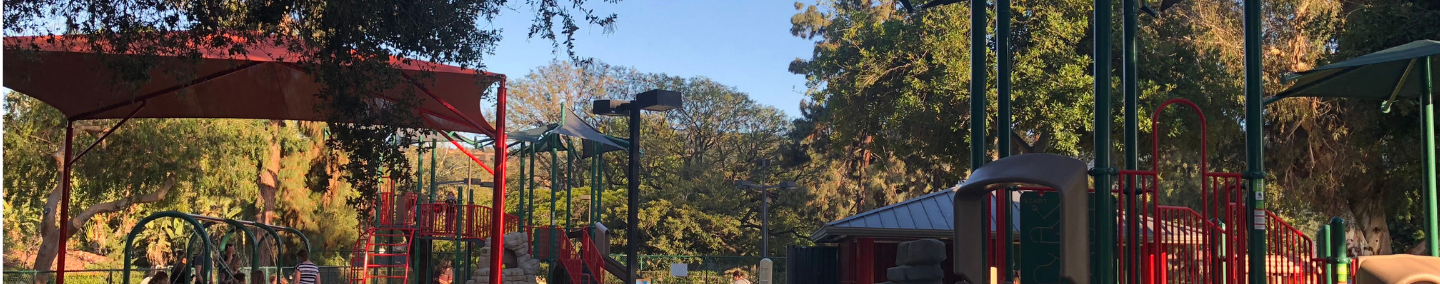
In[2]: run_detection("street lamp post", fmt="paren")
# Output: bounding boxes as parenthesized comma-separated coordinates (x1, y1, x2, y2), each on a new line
(733, 180, 797, 259)
(593, 89, 682, 284)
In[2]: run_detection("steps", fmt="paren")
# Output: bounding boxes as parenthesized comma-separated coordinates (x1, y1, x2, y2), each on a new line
(349, 228, 416, 284)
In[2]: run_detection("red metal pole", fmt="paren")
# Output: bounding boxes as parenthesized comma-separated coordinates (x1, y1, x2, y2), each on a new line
(488, 80, 508, 284)
(58, 122, 73, 284)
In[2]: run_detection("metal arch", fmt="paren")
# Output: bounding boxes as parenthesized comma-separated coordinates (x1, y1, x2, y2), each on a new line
(123, 211, 214, 284)
(1149, 98, 1211, 178)
(215, 219, 262, 283)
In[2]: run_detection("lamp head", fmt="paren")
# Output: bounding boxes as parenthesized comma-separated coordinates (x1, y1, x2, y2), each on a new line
(634, 89, 683, 112)
(592, 99, 631, 116)
(733, 180, 756, 188)
(779, 181, 798, 189)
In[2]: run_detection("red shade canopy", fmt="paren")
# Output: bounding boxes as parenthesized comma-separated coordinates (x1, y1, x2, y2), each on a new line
(3, 33, 504, 136)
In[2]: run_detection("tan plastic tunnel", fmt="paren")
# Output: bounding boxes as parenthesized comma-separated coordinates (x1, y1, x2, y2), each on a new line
(954, 153, 1090, 284)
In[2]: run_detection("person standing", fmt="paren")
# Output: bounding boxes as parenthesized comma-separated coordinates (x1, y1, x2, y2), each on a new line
(293, 250, 320, 284)
(730, 271, 751, 284)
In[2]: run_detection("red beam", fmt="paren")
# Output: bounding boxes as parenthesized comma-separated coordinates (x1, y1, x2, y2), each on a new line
(71, 102, 147, 163)
(488, 79, 508, 284)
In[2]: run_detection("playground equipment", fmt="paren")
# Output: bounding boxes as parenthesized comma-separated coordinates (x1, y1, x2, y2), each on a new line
(1351, 255, 1440, 284)
(949, 99, 1341, 284)
(120, 211, 312, 284)
(347, 109, 622, 284)
(5, 31, 517, 284)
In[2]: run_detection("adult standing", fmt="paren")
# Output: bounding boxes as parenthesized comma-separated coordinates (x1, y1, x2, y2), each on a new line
(293, 250, 320, 284)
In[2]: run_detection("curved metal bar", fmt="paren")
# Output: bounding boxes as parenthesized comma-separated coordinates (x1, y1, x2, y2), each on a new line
(216, 219, 261, 284)
(123, 211, 213, 284)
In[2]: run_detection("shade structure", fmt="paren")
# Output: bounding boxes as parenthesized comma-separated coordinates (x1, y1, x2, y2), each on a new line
(3, 31, 515, 284)
(1273, 39, 1438, 257)
(1275, 40, 1440, 100)
(510, 110, 628, 156)
(3, 32, 503, 135)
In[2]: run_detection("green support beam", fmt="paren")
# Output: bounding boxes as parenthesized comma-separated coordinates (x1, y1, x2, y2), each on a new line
(1091, 0, 1117, 280)
(1422, 56, 1438, 256)
(1243, 0, 1268, 280)
(968, 0, 988, 279)
(996, 0, 1014, 279)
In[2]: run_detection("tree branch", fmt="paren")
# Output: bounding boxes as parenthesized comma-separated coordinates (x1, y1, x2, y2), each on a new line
(68, 176, 178, 233)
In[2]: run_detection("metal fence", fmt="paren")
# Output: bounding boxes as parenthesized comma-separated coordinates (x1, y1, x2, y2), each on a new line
(3, 267, 350, 284)
(621, 255, 786, 284)
(6, 255, 787, 284)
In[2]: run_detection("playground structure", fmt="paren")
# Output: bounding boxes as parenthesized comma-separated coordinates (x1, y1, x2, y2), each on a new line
(116, 211, 313, 284)
(3, 32, 522, 284)
(955, 99, 1336, 284)
(347, 109, 624, 284)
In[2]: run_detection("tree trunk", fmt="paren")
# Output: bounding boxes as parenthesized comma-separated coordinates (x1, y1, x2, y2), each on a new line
(31, 149, 177, 283)
(1345, 206, 1393, 256)
(255, 120, 283, 266)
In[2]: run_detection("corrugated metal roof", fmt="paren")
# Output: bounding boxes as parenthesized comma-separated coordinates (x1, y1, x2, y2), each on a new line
(810, 187, 1023, 242)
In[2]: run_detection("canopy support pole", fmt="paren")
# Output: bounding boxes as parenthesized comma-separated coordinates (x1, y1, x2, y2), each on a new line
(488, 81, 509, 284)
(1243, 0, 1268, 279)
(71, 102, 146, 163)
(1422, 55, 1437, 256)
(57, 122, 73, 284)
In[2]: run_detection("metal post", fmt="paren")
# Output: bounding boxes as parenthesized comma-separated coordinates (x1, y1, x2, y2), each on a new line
(489, 81, 509, 284)
(969, 0, 989, 278)
(528, 145, 537, 229)
(566, 138, 575, 228)
(1330, 217, 1348, 284)
(969, 0, 988, 172)
(1243, 0, 1267, 279)
(997, 0, 1015, 278)
(761, 186, 770, 259)
(1421, 56, 1438, 256)
(430, 140, 439, 203)
(58, 123, 74, 284)
(1122, 0, 1141, 281)
(626, 107, 643, 284)
(519, 143, 528, 227)
(1091, 0, 1116, 280)
(592, 141, 601, 223)
(1317, 226, 1332, 284)
(550, 139, 560, 226)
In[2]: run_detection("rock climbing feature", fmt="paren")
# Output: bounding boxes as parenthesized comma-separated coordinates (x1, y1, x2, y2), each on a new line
(875, 239, 947, 284)
(467, 233, 543, 284)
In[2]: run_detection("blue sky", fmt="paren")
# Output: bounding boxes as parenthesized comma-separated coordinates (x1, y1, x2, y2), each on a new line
(483, 0, 816, 117)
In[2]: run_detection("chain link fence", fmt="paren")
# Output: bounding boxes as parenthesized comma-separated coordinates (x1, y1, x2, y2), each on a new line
(3, 267, 350, 284)
(4, 255, 786, 284)
(619, 255, 785, 284)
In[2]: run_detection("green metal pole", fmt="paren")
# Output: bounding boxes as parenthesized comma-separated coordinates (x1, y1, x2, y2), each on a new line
(550, 137, 560, 227)
(1243, 0, 1267, 279)
(1121, 0, 1142, 281)
(519, 143, 528, 227)
(430, 140, 439, 203)
(1331, 217, 1349, 284)
(996, 0, 1014, 279)
(417, 146, 425, 195)
(1421, 56, 1438, 257)
(1317, 225, 1332, 284)
(592, 141, 602, 223)
(968, 0, 989, 278)
(566, 138, 576, 228)
(1092, 0, 1116, 280)
(528, 145, 537, 229)
(969, 0, 987, 174)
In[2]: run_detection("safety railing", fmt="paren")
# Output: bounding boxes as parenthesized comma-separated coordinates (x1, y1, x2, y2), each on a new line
(376, 191, 417, 229)
(1265, 211, 1320, 284)
(459, 205, 522, 240)
(416, 203, 460, 236)
(578, 229, 607, 284)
